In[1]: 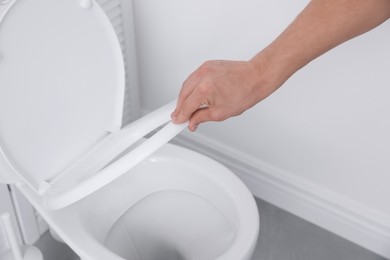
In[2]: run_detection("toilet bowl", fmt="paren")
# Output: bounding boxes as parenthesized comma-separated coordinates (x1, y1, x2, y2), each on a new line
(19, 142, 259, 260)
(0, 0, 259, 259)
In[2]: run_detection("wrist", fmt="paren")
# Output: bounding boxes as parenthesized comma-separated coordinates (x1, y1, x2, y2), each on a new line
(248, 47, 295, 102)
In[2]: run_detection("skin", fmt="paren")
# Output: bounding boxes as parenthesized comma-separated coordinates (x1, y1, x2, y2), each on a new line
(171, 0, 390, 131)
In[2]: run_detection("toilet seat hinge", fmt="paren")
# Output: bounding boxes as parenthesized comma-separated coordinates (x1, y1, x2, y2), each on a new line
(38, 180, 52, 195)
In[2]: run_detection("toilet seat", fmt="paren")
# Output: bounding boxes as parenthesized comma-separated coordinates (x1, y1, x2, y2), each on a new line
(0, 0, 186, 209)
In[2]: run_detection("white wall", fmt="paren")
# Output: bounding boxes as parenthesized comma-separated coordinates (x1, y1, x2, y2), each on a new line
(131, 0, 390, 257)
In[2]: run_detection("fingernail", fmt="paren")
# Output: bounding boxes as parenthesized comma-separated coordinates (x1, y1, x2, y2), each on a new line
(171, 114, 178, 123)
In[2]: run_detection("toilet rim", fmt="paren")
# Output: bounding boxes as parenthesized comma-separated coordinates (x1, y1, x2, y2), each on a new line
(83, 148, 261, 260)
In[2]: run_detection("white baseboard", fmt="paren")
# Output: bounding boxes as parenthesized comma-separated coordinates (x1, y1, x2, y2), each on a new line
(171, 131, 390, 259)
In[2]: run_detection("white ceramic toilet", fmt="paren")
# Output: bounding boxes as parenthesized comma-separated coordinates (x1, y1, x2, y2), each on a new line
(0, 0, 259, 259)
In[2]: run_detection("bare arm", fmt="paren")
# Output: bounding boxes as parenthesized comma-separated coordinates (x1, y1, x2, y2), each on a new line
(172, 0, 390, 131)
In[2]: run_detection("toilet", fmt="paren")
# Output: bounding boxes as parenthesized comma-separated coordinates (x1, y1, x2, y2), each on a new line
(0, 0, 259, 259)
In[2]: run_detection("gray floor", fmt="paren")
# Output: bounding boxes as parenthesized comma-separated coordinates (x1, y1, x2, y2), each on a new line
(34, 198, 387, 260)
(252, 199, 386, 260)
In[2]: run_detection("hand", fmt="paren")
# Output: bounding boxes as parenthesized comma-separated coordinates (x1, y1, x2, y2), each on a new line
(171, 60, 277, 131)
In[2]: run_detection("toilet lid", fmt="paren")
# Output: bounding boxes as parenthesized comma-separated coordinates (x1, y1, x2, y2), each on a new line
(0, 0, 125, 187)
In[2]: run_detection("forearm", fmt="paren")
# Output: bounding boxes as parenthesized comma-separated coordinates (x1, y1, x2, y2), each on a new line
(172, 0, 390, 130)
(251, 0, 390, 93)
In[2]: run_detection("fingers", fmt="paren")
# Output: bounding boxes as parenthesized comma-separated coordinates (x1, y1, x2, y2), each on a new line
(171, 79, 193, 116)
(171, 61, 227, 130)
(172, 90, 212, 124)
(172, 65, 213, 125)
(171, 60, 255, 131)
(171, 72, 200, 122)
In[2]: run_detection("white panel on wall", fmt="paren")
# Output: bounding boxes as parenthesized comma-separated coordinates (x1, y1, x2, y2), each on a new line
(0, 186, 10, 255)
(0, 224, 8, 256)
(132, 0, 390, 258)
(10, 186, 41, 245)
(0, 184, 22, 255)
(96, 0, 140, 125)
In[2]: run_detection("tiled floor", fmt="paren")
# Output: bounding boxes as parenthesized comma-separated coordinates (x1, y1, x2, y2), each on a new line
(34, 198, 387, 260)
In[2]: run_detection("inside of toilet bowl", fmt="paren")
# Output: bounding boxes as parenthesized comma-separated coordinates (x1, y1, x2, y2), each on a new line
(104, 190, 237, 260)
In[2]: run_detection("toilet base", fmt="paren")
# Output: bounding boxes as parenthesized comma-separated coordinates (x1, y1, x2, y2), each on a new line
(49, 228, 64, 244)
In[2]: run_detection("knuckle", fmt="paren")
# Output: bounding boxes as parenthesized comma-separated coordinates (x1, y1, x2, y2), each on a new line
(180, 79, 189, 90)
(197, 83, 211, 95)
(180, 79, 193, 94)
(202, 60, 214, 67)
(197, 61, 214, 76)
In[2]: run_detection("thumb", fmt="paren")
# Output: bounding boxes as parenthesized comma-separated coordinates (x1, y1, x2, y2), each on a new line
(188, 107, 225, 131)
